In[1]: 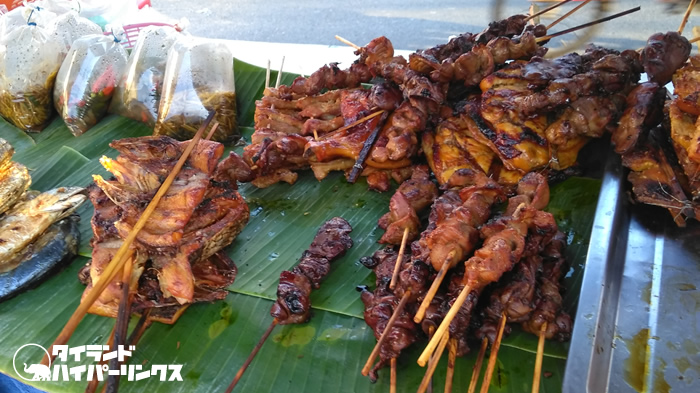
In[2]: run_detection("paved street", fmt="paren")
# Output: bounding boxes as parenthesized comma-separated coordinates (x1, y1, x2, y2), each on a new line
(152, 0, 697, 52)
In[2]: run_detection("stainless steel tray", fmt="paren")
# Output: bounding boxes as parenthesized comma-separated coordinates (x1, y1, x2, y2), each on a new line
(563, 152, 700, 392)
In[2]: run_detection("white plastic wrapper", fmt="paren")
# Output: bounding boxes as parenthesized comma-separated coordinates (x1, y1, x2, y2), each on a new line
(0, 22, 63, 131)
(154, 37, 238, 143)
(54, 34, 128, 136)
(109, 25, 181, 127)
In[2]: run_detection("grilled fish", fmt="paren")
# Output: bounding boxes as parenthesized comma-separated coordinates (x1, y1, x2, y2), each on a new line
(0, 162, 31, 216)
(0, 215, 80, 301)
(0, 187, 86, 270)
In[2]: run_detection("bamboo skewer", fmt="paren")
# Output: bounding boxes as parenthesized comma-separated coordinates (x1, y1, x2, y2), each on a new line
(467, 338, 489, 393)
(390, 358, 397, 393)
(362, 291, 411, 376)
(414, 252, 456, 323)
(417, 332, 449, 393)
(265, 59, 271, 89)
(690, 35, 700, 44)
(427, 326, 435, 393)
(546, 0, 594, 30)
(225, 318, 280, 393)
(275, 56, 286, 89)
(104, 256, 134, 393)
(389, 227, 409, 290)
(85, 327, 116, 393)
(335, 35, 361, 50)
(536, 6, 641, 43)
(42, 112, 217, 366)
(531, 322, 548, 393)
(444, 338, 457, 393)
(205, 122, 221, 141)
(524, 0, 574, 22)
(417, 282, 471, 367)
(479, 313, 508, 393)
(678, 0, 698, 34)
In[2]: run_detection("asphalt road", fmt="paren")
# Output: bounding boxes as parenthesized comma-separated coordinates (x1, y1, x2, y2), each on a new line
(152, 0, 698, 53)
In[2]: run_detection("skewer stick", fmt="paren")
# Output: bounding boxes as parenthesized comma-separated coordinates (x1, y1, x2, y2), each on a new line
(265, 60, 271, 89)
(361, 290, 411, 376)
(275, 56, 286, 89)
(689, 35, 700, 44)
(225, 318, 279, 393)
(418, 282, 472, 367)
(531, 322, 548, 393)
(535, 6, 641, 43)
(546, 0, 594, 30)
(205, 122, 220, 141)
(417, 332, 449, 393)
(390, 358, 397, 393)
(104, 257, 134, 393)
(414, 252, 456, 323)
(528, 4, 539, 26)
(313, 129, 319, 141)
(389, 227, 409, 290)
(335, 35, 361, 50)
(524, 0, 574, 22)
(348, 110, 390, 183)
(127, 309, 152, 347)
(467, 338, 489, 393)
(85, 327, 116, 393)
(678, 0, 698, 34)
(479, 313, 508, 393)
(444, 338, 457, 393)
(42, 112, 216, 366)
(427, 326, 435, 393)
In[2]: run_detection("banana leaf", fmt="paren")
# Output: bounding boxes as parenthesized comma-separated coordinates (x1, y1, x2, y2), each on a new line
(0, 59, 601, 393)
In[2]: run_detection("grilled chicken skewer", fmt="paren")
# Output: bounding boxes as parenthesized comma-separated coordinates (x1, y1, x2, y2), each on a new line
(226, 217, 353, 392)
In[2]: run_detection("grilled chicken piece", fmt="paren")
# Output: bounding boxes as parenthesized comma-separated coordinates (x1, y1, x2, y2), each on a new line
(672, 56, 700, 116)
(641, 31, 691, 86)
(612, 82, 666, 155)
(622, 128, 698, 226)
(668, 100, 700, 200)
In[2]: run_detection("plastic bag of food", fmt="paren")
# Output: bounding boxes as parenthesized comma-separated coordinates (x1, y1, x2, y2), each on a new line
(48, 10, 103, 54)
(53, 34, 128, 136)
(109, 25, 181, 127)
(0, 5, 56, 38)
(0, 19, 63, 131)
(154, 38, 238, 144)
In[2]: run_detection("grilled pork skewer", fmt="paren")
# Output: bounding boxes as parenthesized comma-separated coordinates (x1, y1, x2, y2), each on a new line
(226, 217, 353, 392)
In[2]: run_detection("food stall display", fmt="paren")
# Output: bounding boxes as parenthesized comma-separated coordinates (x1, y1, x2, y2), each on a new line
(0, 2, 699, 393)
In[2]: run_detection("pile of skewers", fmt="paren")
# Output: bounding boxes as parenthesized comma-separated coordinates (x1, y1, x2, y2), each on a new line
(361, 169, 569, 393)
(35, 115, 253, 392)
(224, 1, 700, 392)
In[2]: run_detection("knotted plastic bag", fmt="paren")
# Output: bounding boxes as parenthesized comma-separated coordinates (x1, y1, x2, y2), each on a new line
(0, 5, 56, 38)
(109, 25, 181, 127)
(54, 34, 128, 136)
(154, 38, 238, 144)
(0, 21, 63, 131)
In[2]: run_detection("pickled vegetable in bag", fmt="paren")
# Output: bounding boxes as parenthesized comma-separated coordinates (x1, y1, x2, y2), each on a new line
(109, 25, 180, 127)
(54, 34, 128, 136)
(0, 20, 63, 132)
(154, 38, 238, 144)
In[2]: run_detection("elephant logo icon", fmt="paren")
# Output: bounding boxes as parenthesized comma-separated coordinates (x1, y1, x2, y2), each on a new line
(12, 343, 52, 382)
(23, 363, 51, 381)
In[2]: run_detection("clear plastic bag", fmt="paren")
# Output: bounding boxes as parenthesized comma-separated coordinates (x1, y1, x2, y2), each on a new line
(109, 25, 180, 127)
(53, 34, 128, 136)
(154, 38, 238, 144)
(0, 21, 63, 131)
(0, 5, 57, 39)
(48, 11, 103, 54)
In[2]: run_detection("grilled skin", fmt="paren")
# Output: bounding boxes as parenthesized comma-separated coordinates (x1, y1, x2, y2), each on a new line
(0, 187, 86, 271)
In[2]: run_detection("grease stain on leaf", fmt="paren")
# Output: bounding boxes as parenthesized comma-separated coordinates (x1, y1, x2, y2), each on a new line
(273, 325, 316, 347)
(208, 305, 236, 339)
(318, 326, 351, 342)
